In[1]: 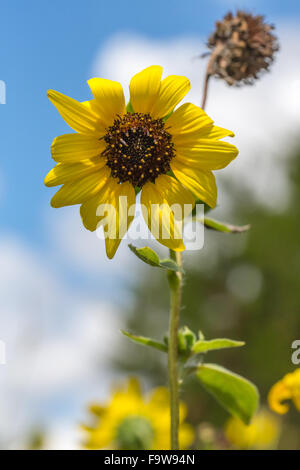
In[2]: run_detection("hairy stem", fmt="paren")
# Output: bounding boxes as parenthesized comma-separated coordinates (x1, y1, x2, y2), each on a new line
(167, 249, 183, 450)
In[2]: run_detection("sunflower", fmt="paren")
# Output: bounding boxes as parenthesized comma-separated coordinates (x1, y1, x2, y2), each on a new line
(46, 66, 238, 258)
(81, 378, 194, 450)
(225, 409, 280, 450)
(268, 368, 300, 415)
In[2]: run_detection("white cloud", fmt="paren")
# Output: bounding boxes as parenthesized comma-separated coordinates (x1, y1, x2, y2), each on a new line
(45, 206, 136, 279)
(44, 200, 168, 285)
(91, 24, 300, 212)
(0, 235, 120, 448)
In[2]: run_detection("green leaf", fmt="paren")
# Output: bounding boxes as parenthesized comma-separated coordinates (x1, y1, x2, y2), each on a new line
(193, 338, 245, 354)
(121, 330, 167, 353)
(128, 245, 160, 267)
(198, 217, 250, 233)
(128, 244, 183, 272)
(159, 259, 184, 273)
(196, 364, 259, 424)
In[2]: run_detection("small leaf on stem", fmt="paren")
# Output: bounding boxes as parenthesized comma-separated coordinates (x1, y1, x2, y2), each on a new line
(193, 338, 245, 353)
(128, 244, 183, 272)
(196, 363, 259, 424)
(121, 330, 168, 353)
(196, 216, 250, 233)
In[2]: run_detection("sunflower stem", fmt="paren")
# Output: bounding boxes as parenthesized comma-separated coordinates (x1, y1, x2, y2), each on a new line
(167, 249, 182, 450)
(201, 43, 224, 109)
(201, 73, 211, 110)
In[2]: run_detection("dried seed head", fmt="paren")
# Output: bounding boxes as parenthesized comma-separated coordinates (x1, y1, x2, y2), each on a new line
(207, 11, 279, 86)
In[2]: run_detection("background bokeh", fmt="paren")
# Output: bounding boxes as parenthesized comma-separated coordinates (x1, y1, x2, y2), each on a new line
(0, 0, 299, 449)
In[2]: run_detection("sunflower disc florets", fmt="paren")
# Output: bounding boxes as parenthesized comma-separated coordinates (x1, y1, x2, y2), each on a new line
(103, 112, 175, 188)
(207, 11, 279, 86)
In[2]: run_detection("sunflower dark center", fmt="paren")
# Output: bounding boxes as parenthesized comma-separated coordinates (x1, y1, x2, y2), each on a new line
(102, 112, 175, 187)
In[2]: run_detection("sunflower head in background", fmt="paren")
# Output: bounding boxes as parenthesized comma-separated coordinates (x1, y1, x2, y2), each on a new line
(46, 66, 238, 258)
(268, 368, 300, 415)
(81, 378, 194, 450)
(225, 409, 280, 450)
(207, 11, 279, 86)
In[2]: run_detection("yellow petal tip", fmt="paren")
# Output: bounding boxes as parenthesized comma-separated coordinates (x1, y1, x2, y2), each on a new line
(47, 89, 55, 99)
(44, 174, 52, 187)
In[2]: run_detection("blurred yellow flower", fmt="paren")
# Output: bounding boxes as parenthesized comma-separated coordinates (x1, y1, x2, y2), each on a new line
(46, 65, 238, 258)
(81, 378, 194, 450)
(225, 410, 280, 450)
(268, 368, 300, 415)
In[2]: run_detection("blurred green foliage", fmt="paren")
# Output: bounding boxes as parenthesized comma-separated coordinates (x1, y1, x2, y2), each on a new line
(114, 145, 300, 450)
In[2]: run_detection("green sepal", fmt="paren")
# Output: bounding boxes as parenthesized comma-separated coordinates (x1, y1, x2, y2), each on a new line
(193, 338, 245, 354)
(126, 101, 134, 113)
(121, 330, 168, 353)
(162, 109, 174, 122)
(128, 244, 183, 273)
(196, 363, 259, 425)
(192, 198, 211, 215)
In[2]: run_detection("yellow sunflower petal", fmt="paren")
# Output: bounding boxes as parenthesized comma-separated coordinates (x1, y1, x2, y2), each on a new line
(44, 158, 106, 187)
(176, 125, 235, 144)
(81, 99, 107, 126)
(149, 387, 169, 407)
(50, 166, 110, 208)
(84, 427, 113, 450)
(175, 139, 238, 170)
(179, 424, 195, 450)
(127, 378, 142, 397)
(88, 403, 106, 417)
(167, 102, 213, 141)
(80, 177, 136, 258)
(104, 182, 136, 259)
(80, 179, 115, 232)
(87, 78, 125, 127)
(50, 133, 106, 163)
(171, 159, 217, 208)
(204, 126, 235, 140)
(293, 395, 300, 412)
(151, 75, 190, 119)
(141, 175, 194, 251)
(129, 65, 163, 114)
(268, 380, 292, 415)
(47, 90, 104, 136)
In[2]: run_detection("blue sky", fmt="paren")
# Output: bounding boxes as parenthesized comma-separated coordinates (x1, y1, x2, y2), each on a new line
(0, 0, 299, 246)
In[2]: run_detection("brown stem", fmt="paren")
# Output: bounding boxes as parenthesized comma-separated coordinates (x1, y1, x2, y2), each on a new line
(201, 72, 211, 110)
(201, 43, 224, 110)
